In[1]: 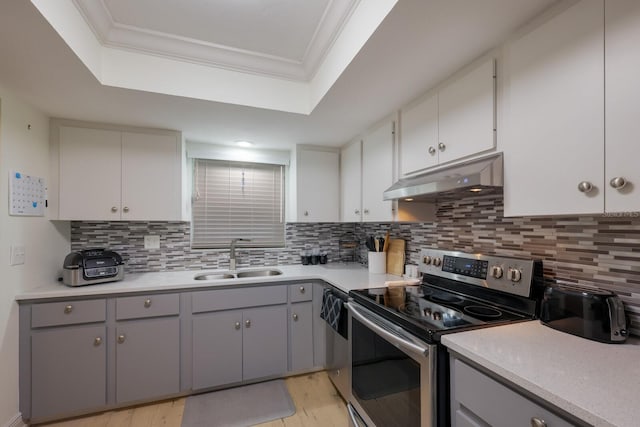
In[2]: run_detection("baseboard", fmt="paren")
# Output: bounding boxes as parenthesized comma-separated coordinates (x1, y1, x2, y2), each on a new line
(3, 413, 27, 427)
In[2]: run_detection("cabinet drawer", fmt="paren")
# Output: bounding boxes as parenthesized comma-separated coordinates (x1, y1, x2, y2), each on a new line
(192, 285, 287, 313)
(32, 299, 106, 328)
(116, 293, 179, 320)
(289, 283, 312, 302)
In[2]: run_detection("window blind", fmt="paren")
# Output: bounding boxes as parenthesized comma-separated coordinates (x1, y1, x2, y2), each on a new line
(192, 159, 285, 248)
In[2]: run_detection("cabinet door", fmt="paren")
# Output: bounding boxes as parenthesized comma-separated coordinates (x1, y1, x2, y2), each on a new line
(362, 120, 394, 222)
(438, 58, 495, 165)
(31, 325, 106, 420)
(192, 310, 243, 390)
(297, 148, 340, 222)
(116, 317, 180, 403)
(243, 305, 287, 380)
(341, 139, 362, 222)
(400, 94, 439, 175)
(59, 127, 121, 220)
(290, 302, 314, 372)
(605, 0, 640, 213)
(121, 132, 181, 220)
(503, 1, 604, 216)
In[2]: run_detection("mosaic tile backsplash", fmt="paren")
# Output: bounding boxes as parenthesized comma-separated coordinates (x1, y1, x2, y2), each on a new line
(71, 194, 640, 335)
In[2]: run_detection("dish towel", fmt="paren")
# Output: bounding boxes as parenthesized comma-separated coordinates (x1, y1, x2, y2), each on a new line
(320, 288, 343, 332)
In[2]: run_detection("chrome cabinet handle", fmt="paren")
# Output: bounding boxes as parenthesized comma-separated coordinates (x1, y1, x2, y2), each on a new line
(64, 305, 73, 314)
(428, 146, 436, 155)
(531, 417, 547, 427)
(299, 286, 306, 294)
(303, 211, 309, 216)
(235, 322, 241, 330)
(144, 298, 152, 308)
(610, 176, 627, 190)
(94, 337, 102, 346)
(438, 142, 446, 151)
(117, 334, 126, 344)
(354, 209, 360, 215)
(363, 209, 370, 215)
(245, 319, 251, 328)
(577, 181, 594, 193)
(123, 206, 130, 213)
(293, 313, 299, 321)
(111, 206, 118, 213)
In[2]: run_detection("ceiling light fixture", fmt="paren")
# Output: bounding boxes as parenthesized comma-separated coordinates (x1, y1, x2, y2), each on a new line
(236, 141, 254, 148)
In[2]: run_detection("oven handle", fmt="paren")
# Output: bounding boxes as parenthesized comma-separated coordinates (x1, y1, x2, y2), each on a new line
(346, 302, 430, 358)
(347, 403, 367, 427)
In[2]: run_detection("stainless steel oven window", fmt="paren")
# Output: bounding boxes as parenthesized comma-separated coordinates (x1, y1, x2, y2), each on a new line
(347, 302, 437, 427)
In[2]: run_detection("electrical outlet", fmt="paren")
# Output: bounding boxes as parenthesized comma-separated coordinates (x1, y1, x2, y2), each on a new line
(10, 245, 25, 265)
(144, 235, 161, 250)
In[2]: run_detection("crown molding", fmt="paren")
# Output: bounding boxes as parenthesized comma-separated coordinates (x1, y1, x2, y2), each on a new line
(72, 0, 357, 82)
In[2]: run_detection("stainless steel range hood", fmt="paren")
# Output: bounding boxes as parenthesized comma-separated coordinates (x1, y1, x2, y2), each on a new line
(383, 153, 503, 201)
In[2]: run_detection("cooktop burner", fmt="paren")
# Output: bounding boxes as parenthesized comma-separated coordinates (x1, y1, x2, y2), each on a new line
(430, 293, 464, 304)
(464, 305, 502, 318)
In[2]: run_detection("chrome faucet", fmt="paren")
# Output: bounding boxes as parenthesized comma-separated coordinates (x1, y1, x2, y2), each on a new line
(229, 238, 250, 270)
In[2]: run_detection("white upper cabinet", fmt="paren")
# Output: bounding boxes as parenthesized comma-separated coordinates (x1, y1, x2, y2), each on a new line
(54, 123, 182, 221)
(361, 120, 394, 222)
(605, 0, 640, 213)
(399, 58, 496, 176)
(503, 1, 610, 216)
(340, 139, 362, 222)
(295, 146, 340, 222)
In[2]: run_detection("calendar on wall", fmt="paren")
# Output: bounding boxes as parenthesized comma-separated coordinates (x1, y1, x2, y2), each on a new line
(9, 171, 46, 216)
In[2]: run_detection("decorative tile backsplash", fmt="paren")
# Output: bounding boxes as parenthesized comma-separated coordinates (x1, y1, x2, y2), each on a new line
(71, 194, 640, 335)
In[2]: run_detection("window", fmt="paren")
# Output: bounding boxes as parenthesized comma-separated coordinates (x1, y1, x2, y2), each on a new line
(191, 159, 285, 248)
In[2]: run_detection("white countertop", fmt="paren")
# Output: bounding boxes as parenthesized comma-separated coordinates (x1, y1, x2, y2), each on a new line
(15, 264, 403, 301)
(442, 321, 640, 427)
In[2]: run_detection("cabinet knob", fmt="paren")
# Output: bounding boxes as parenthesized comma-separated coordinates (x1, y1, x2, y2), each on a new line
(610, 176, 627, 190)
(363, 209, 370, 215)
(577, 181, 594, 193)
(299, 286, 306, 294)
(123, 206, 130, 213)
(94, 337, 102, 346)
(354, 209, 360, 215)
(438, 142, 446, 151)
(144, 298, 152, 308)
(64, 305, 73, 314)
(303, 211, 309, 217)
(293, 313, 299, 321)
(530, 417, 547, 427)
(111, 206, 118, 213)
(245, 319, 251, 328)
(428, 146, 436, 155)
(117, 334, 126, 344)
(235, 322, 241, 330)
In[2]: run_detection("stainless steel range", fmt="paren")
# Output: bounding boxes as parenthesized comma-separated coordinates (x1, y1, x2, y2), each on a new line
(346, 249, 544, 427)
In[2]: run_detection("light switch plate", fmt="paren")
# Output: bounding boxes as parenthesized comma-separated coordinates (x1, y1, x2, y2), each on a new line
(144, 235, 161, 250)
(10, 245, 25, 265)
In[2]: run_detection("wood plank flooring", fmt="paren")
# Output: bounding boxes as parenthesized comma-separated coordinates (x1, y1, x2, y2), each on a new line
(38, 371, 348, 427)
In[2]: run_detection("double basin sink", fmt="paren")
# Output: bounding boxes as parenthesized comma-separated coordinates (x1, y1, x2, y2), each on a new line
(193, 268, 283, 281)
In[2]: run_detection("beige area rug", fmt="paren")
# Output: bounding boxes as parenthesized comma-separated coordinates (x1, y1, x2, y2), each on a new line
(181, 379, 296, 427)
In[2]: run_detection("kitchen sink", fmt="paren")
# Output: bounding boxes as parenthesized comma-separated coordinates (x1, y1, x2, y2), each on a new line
(235, 269, 283, 278)
(193, 269, 283, 281)
(193, 272, 235, 280)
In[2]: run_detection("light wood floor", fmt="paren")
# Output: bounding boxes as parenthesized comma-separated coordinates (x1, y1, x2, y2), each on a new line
(38, 371, 349, 427)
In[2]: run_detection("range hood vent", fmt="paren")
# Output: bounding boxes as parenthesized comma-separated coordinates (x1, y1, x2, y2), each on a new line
(383, 153, 503, 201)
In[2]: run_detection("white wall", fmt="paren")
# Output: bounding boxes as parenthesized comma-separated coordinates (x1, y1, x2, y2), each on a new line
(0, 85, 70, 426)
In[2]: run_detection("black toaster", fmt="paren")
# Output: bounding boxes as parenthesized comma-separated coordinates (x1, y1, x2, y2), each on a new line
(62, 248, 124, 286)
(540, 284, 628, 343)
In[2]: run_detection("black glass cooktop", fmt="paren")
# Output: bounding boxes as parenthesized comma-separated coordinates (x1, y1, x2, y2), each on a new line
(349, 283, 529, 342)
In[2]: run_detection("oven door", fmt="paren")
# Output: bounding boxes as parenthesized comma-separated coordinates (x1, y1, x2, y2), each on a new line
(346, 302, 437, 427)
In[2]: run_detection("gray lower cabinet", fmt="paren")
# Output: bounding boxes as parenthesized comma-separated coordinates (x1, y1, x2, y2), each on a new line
(31, 324, 106, 420)
(192, 305, 287, 390)
(115, 317, 180, 403)
(450, 355, 576, 427)
(289, 302, 314, 372)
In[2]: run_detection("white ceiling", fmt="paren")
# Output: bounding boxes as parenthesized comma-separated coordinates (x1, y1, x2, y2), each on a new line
(0, 0, 558, 150)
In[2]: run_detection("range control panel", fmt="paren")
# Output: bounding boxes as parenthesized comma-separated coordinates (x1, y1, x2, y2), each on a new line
(419, 249, 538, 298)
